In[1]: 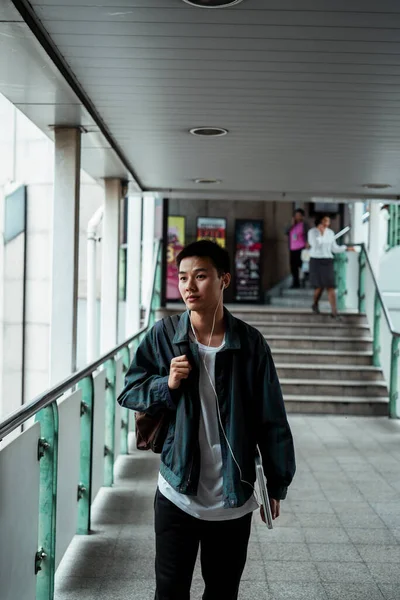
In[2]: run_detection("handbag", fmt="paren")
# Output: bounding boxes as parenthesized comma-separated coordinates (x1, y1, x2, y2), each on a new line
(135, 314, 183, 454)
(135, 410, 170, 454)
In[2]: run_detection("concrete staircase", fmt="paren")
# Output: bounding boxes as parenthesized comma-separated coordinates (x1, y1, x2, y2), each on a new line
(231, 306, 388, 417)
(164, 301, 389, 416)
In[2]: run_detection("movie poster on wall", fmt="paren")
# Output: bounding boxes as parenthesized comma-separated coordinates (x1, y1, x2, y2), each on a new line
(167, 216, 185, 301)
(234, 219, 263, 303)
(196, 217, 227, 247)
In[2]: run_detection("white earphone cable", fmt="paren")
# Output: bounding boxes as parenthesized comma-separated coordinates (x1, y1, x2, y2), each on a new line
(188, 283, 260, 507)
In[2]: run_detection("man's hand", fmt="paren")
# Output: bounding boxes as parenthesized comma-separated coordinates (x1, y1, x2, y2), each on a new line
(260, 498, 280, 523)
(168, 355, 191, 390)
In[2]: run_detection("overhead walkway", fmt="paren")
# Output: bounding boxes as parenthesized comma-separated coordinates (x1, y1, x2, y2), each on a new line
(1, 242, 399, 600)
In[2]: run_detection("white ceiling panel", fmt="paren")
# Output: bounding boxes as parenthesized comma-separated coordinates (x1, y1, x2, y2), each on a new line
(0, 1, 136, 184)
(5, 0, 400, 197)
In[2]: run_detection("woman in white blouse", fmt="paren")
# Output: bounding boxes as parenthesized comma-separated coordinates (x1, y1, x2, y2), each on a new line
(308, 215, 354, 319)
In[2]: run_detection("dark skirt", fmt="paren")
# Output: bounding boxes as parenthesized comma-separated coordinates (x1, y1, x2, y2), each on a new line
(309, 258, 336, 289)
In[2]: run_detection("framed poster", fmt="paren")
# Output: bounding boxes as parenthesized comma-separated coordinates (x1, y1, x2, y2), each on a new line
(166, 216, 186, 301)
(234, 219, 264, 303)
(196, 217, 227, 247)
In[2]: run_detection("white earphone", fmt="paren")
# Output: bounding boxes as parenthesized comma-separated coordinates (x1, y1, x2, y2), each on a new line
(187, 285, 260, 505)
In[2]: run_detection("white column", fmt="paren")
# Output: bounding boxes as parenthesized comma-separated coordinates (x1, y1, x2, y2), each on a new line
(125, 195, 142, 337)
(351, 201, 365, 245)
(50, 128, 81, 385)
(141, 196, 156, 308)
(100, 179, 121, 354)
(369, 201, 382, 276)
(86, 207, 103, 363)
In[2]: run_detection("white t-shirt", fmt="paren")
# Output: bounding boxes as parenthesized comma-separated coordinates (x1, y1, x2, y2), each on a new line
(308, 227, 347, 259)
(158, 338, 257, 521)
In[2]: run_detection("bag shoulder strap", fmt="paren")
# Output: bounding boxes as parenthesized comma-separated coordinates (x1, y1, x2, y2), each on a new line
(161, 313, 180, 341)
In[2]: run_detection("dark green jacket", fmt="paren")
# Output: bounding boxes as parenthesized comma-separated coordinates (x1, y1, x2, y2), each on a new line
(118, 309, 295, 508)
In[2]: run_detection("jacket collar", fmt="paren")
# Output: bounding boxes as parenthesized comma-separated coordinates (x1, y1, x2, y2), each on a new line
(173, 307, 241, 350)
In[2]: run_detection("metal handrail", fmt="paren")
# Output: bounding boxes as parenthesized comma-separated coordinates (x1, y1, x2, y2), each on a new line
(358, 242, 400, 338)
(0, 239, 162, 440)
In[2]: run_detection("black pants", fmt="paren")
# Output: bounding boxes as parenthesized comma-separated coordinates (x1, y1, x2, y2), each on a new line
(154, 489, 252, 600)
(290, 249, 303, 286)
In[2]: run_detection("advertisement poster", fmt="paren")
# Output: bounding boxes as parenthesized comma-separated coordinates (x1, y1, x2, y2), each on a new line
(234, 219, 263, 303)
(167, 216, 185, 301)
(196, 217, 226, 247)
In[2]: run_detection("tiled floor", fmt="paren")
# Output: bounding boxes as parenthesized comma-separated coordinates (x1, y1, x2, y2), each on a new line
(55, 415, 400, 600)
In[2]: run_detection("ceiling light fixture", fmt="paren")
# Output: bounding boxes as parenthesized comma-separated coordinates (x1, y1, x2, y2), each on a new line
(362, 184, 392, 190)
(193, 178, 222, 184)
(189, 127, 228, 137)
(182, 0, 244, 7)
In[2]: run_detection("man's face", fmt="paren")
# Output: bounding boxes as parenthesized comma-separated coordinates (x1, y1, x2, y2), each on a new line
(294, 211, 303, 223)
(178, 256, 229, 313)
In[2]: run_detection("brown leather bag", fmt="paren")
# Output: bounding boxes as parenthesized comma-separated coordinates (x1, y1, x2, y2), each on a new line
(135, 315, 182, 454)
(135, 410, 170, 454)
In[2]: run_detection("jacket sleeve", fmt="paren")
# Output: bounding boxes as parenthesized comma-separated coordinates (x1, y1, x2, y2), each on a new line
(117, 327, 178, 415)
(257, 339, 296, 500)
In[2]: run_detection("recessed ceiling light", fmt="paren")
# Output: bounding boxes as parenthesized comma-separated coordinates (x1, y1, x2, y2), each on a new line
(190, 127, 228, 137)
(193, 178, 222, 184)
(362, 183, 392, 190)
(182, 0, 244, 7)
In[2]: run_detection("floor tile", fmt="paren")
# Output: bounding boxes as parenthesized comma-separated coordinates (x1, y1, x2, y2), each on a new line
(308, 543, 362, 562)
(303, 528, 350, 544)
(241, 560, 267, 581)
(368, 562, 400, 584)
(324, 583, 385, 600)
(316, 561, 373, 583)
(357, 545, 400, 564)
(379, 584, 400, 600)
(98, 578, 155, 600)
(265, 561, 320, 583)
(261, 542, 312, 562)
(295, 514, 342, 528)
(347, 529, 398, 545)
(338, 512, 387, 530)
(269, 582, 328, 600)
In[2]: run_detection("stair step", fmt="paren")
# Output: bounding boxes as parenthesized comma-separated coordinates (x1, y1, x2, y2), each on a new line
(231, 310, 366, 325)
(272, 349, 372, 366)
(281, 379, 388, 398)
(253, 322, 371, 338)
(281, 288, 315, 297)
(268, 297, 331, 308)
(267, 335, 372, 352)
(276, 364, 383, 381)
(284, 395, 388, 417)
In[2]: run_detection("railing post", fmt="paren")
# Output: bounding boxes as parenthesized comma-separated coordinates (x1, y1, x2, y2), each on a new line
(104, 358, 116, 486)
(372, 291, 382, 367)
(334, 253, 348, 313)
(35, 401, 59, 600)
(358, 247, 366, 313)
(120, 347, 131, 455)
(389, 336, 400, 419)
(77, 375, 94, 534)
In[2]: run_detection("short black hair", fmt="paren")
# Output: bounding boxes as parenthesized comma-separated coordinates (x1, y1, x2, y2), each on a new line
(176, 240, 230, 275)
(315, 214, 330, 227)
(294, 208, 305, 216)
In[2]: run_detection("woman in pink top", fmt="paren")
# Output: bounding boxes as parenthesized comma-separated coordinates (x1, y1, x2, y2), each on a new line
(285, 209, 309, 288)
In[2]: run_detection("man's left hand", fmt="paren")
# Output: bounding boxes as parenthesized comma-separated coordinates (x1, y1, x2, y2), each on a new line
(260, 498, 280, 523)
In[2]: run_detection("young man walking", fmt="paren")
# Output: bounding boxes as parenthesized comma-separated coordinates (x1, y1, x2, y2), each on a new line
(118, 240, 295, 600)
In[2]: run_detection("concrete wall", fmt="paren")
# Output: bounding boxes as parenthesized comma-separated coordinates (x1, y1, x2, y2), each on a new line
(169, 199, 293, 300)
